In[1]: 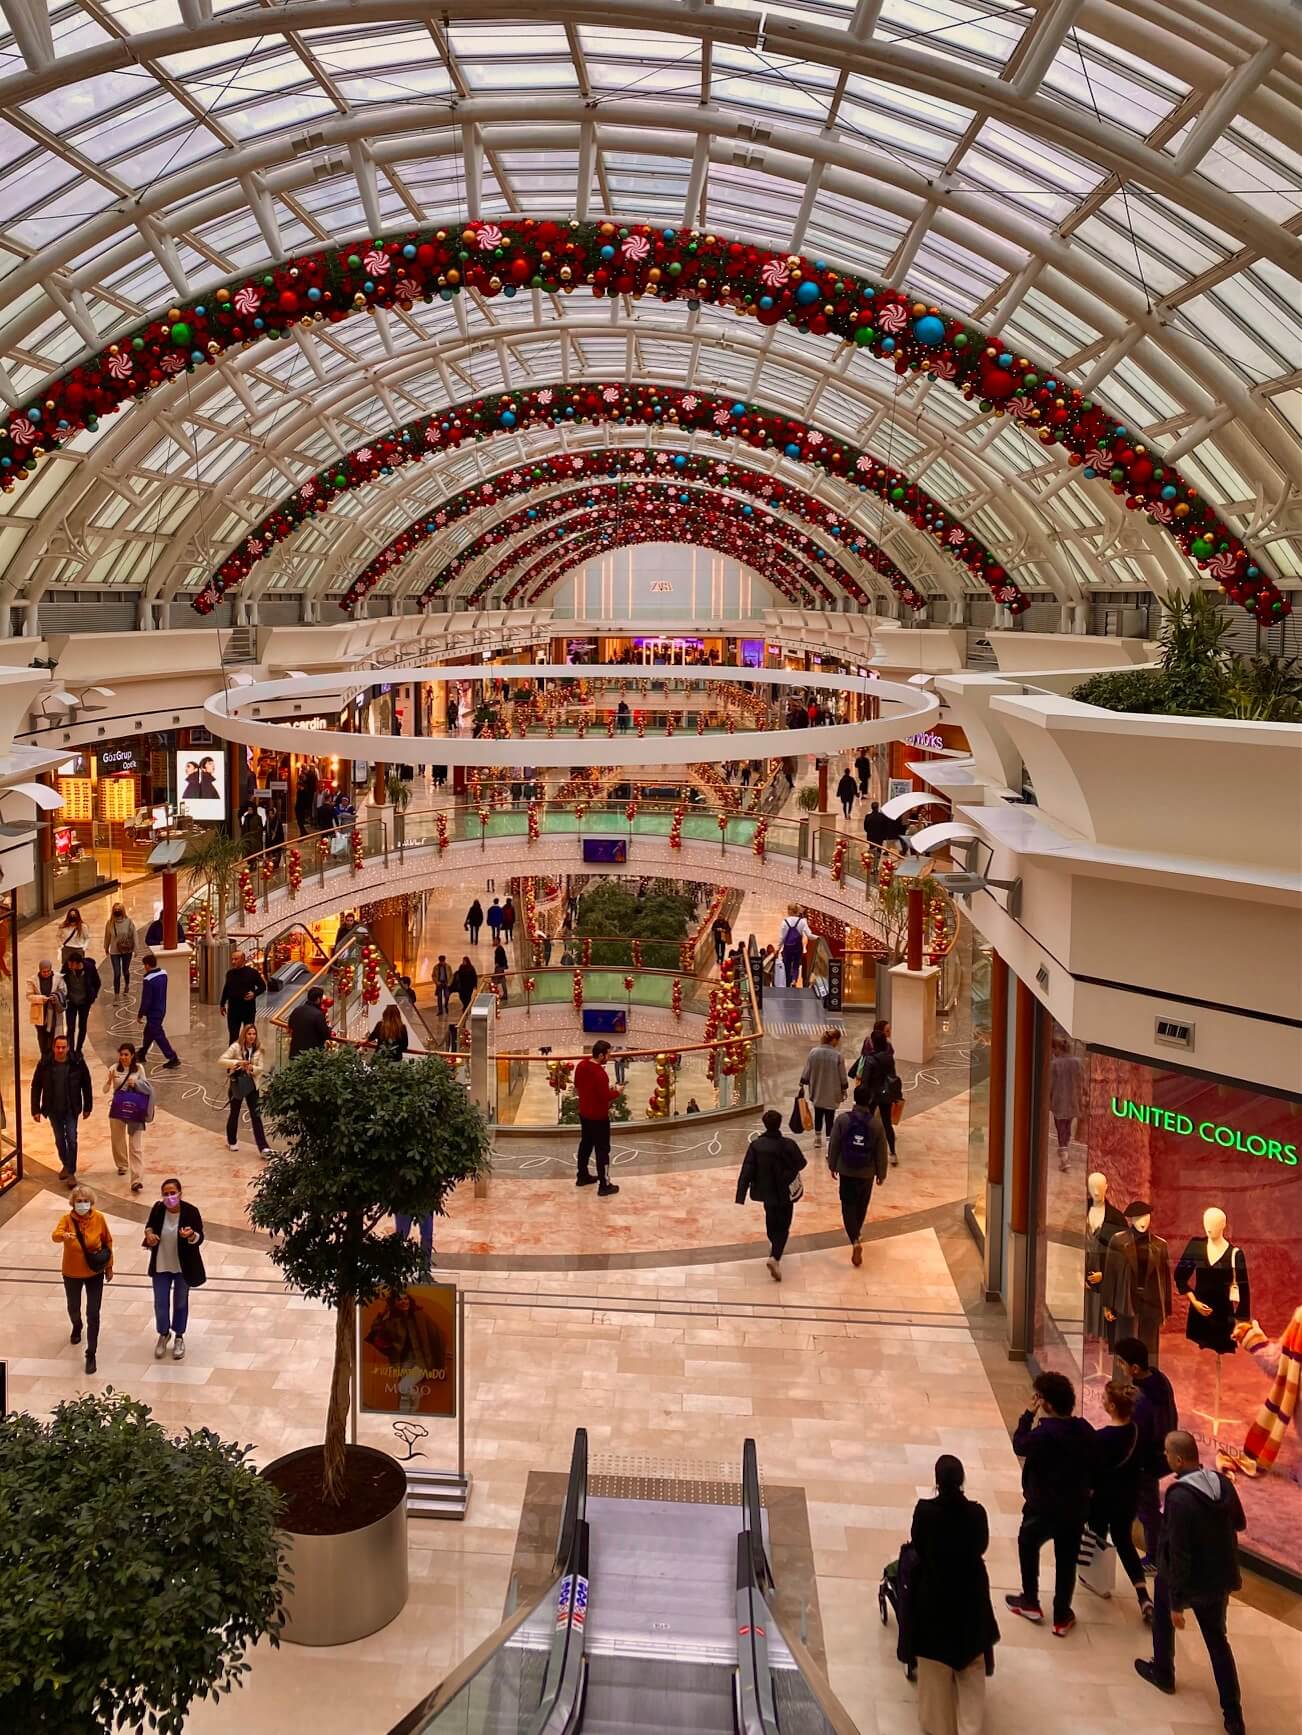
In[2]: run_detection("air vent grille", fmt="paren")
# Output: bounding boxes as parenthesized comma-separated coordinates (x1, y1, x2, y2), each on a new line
(1154, 1017, 1195, 1051)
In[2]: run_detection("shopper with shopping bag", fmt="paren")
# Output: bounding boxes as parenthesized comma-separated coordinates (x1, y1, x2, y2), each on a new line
(1084, 1380, 1152, 1620)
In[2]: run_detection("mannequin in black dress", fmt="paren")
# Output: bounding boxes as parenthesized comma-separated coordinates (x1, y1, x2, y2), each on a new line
(1175, 1206, 1250, 1352)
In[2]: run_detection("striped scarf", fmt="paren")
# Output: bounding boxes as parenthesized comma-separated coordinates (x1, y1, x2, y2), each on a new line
(1242, 1306, 1302, 1471)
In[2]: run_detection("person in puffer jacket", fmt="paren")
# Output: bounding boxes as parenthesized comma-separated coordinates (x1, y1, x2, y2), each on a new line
(1134, 1431, 1246, 1735)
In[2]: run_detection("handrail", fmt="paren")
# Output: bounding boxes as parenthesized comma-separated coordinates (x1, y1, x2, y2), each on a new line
(268, 928, 464, 1065)
(556, 1427, 588, 1571)
(741, 1438, 773, 1597)
(384, 1590, 556, 1733)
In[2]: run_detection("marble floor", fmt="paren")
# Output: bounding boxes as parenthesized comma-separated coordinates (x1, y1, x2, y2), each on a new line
(4, 859, 1299, 1735)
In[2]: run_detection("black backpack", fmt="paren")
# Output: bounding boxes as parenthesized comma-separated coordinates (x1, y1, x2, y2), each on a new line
(840, 1111, 876, 1174)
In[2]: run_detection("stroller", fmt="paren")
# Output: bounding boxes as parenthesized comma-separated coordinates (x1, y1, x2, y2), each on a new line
(878, 1543, 918, 1682)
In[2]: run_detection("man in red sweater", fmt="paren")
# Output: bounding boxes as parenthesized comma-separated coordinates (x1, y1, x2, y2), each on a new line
(574, 1040, 621, 1197)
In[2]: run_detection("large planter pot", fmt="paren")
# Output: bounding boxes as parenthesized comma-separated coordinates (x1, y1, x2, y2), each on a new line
(262, 1444, 408, 1647)
(195, 935, 231, 1003)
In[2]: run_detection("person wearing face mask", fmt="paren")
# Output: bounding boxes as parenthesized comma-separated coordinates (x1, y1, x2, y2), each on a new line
(52, 1184, 113, 1375)
(142, 1178, 205, 1362)
(104, 1042, 154, 1194)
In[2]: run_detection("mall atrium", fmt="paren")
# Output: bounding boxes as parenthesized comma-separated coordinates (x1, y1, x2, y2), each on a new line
(0, 4, 1298, 1733)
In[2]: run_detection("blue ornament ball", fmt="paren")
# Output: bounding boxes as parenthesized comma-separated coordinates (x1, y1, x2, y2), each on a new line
(795, 280, 821, 307)
(500, 410, 517, 428)
(913, 314, 945, 345)
(785, 441, 801, 458)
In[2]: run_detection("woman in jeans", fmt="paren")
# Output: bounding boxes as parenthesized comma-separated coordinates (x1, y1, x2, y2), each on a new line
(143, 1178, 205, 1362)
(104, 1041, 153, 1194)
(57, 906, 90, 966)
(52, 1184, 113, 1376)
(219, 1023, 271, 1155)
(103, 902, 137, 997)
(799, 1029, 848, 1150)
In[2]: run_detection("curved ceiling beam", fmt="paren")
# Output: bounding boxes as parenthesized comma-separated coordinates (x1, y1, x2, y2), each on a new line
(415, 481, 871, 609)
(337, 448, 926, 613)
(6, 103, 1287, 519)
(192, 382, 1028, 616)
(0, 0, 1290, 270)
(6, 220, 1280, 619)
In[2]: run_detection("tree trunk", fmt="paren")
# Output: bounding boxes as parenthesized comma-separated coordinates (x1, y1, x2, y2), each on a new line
(322, 1293, 356, 1505)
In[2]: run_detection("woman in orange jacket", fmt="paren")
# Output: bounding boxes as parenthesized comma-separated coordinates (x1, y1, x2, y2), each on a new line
(52, 1183, 113, 1375)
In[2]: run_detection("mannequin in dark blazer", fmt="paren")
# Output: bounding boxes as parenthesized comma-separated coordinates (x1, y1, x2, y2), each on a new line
(1102, 1201, 1172, 1359)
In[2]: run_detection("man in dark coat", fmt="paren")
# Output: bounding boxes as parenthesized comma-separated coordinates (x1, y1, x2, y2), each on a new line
(31, 1034, 94, 1182)
(1006, 1370, 1096, 1635)
(1135, 1431, 1245, 1735)
(220, 950, 266, 1044)
(735, 1108, 806, 1282)
(287, 986, 331, 1057)
(59, 950, 100, 1054)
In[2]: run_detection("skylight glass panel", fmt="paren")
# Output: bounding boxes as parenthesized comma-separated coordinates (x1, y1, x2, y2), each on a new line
(1039, 29, 1185, 130)
(1169, 293, 1281, 386)
(877, 0, 1024, 71)
(23, 66, 162, 135)
(456, 25, 574, 92)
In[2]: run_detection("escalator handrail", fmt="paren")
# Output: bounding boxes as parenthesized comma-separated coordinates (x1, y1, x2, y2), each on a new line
(769, 1616, 864, 1735)
(556, 1427, 588, 1571)
(384, 1583, 561, 1733)
(741, 1438, 773, 1594)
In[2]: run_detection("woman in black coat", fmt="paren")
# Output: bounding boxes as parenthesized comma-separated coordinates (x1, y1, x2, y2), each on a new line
(142, 1178, 206, 1361)
(453, 957, 479, 1011)
(909, 1454, 998, 1735)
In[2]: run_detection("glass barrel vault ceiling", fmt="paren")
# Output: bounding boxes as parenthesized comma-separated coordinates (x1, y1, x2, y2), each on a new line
(0, 0, 1296, 612)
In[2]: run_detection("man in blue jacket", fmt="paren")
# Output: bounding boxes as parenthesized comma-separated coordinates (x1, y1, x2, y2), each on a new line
(137, 954, 181, 1068)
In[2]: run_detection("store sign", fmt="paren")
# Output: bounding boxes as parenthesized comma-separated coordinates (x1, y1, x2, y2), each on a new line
(99, 741, 143, 776)
(1108, 1096, 1297, 1165)
(650, 581, 673, 592)
(908, 731, 945, 750)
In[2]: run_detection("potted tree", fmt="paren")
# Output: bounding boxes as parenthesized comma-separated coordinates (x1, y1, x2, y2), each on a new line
(184, 830, 246, 1001)
(249, 1044, 491, 1646)
(385, 767, 413, 846)
(0, 1391, 284, 1732)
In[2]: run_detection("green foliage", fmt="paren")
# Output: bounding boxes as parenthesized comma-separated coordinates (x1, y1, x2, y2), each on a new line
(576, 881, 695, 970)
(1071, 590, 1301, 723)
(251, 1046, 490, 1310)
(1069, 668, 1173, 715)
(385, 769, 413, 811)
(560, 1088, 631, 1124)
(0, 1391, 283, 1735)
(796, 783, 822, 812)
(184, 830, 246, 931)
(249, 1046, 490, 1500)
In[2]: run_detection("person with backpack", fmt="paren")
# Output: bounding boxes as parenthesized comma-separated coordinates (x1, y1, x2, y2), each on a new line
(735, 1107, 807, 1282)
(826, 1081, 889, 1266)
(778, 908, 810, 988)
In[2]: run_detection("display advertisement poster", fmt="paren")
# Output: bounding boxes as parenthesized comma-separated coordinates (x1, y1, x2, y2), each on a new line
(1067, 1055, 1302, 1577)
(176, 749, 226, 821)
(359, 1283, 457, 1418)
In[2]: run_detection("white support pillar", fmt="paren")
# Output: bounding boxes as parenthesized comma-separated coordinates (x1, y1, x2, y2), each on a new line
(888, 963, 939, 1064)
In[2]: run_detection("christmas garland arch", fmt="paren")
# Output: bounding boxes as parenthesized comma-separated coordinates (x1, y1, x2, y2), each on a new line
(2, 217, 1281, 620)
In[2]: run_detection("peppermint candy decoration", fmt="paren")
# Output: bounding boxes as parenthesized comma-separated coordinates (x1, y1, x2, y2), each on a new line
(630, 451, 646, 466)
(393, 276, 419, 303)
(760, 259, 790, 289)
(107, 352, 134, 380)
(434, 511, 448, 526)
(680, 393, 699, 411)
(805, 430, 823, 448)
(161, 353, 185, 374)
(602, 385, 621, 403)
(1008, 397, 1038, 420)
(946, 527, 966, 547)
(1208, 551, 1240, 578)
(929, 357, 957, 380)
(855, 456, 874, 473)
(9, 419, 37, 447)
(1147, 503, 1173, 525)
(537, 388, 553, 405)
(1085, 446, 1111, 471)
(621, 234, 650, 261)
(300, 479, 316, 499)
(363, 249, 390, 276)
(247, 538, 264, 557)
(356, 447, 374, 464)
(876, 303, 908, 333)
(476, 225, 504, 251)
(713, 408, 731, 427)
(233, 286, 260, 315)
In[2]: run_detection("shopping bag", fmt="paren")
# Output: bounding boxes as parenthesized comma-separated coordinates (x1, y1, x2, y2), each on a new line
(1077, 1528, 1116, 1599)
(109, 1087, 151, 1124)
(789, 1090, 813, 1134)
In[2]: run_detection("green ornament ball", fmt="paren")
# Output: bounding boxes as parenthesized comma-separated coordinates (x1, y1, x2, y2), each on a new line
(854, 326, 875, 346)
(1191, 537, 1213, 559)
(170, 322, 191, 345)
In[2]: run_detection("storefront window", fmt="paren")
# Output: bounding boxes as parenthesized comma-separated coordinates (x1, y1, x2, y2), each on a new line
(0, 892, 19, 1193)
(965, 940, 992, 1240)
(1034, 1033, 1302, 1579)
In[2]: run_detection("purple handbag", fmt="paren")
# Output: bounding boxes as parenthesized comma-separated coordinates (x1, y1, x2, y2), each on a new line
(110, 1086, 151, 1123)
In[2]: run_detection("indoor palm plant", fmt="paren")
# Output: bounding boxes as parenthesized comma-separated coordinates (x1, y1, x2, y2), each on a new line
(184, 829, 246, 999)
(248, 1044, 490, 1644)
(0, 1392, 283, 1732)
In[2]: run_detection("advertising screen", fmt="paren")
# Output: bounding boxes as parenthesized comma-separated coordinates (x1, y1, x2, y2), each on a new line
(175, 749, 226, 821)
(358, 1283, 457, 1418)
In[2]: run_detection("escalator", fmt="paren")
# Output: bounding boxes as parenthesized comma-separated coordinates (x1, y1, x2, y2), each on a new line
(390, 1433, 859, 1735)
